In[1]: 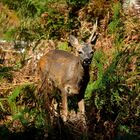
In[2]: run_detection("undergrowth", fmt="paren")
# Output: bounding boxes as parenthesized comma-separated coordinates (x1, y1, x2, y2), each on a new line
(0, 0, 139, 140)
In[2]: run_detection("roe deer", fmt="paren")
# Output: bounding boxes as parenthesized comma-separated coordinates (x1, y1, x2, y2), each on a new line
(38, 21, 98, 121)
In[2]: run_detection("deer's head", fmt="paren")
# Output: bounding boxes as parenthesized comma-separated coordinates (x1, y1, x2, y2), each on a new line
(69, 20, 98, 67)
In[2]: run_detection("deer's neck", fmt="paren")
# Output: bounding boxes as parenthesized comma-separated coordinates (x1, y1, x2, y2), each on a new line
(83, 66, 90, 81)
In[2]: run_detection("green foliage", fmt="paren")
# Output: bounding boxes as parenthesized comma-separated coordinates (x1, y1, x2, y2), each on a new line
(15, 19, 40, 42)
(66, 0, 89, 7)
(108, 2, 121, 33)
(0, 66, 13, 81)
(8, 86, 23, 114)
(0, 84, 46, 128)
(57, 42, 70, 51)
(1, 0, 47, 18)
(0, 0, 140, 139)
(9, 1, 69, 42)
(0, 98, 7, 112)
(0, 5, 18, 40)
(4, 28, 17, 41)
(85, 50, 107, 99)
(112, 2, 121, 20)
(108, 1, 123, 45)
(87, 46, 140, 136)
(119, 124, 130, 134)
(44, 11, 68, 39)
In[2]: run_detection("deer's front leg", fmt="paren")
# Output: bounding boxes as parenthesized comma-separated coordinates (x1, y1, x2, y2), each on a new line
(78, 99, 87, 128)
(78, 99, 85, 115)
(62, 92, 68, 122)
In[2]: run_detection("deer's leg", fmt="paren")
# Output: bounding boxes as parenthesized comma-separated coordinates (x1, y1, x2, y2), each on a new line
(61, 92, 68, 122)
(78, 99, 87, 129)
(78, 99, 85, 115)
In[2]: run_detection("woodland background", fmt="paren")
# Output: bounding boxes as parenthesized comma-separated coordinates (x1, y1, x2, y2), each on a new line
(0, 0, 140, 139)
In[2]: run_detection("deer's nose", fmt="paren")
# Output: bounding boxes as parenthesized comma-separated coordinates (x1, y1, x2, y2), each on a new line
(83, 58, 91, 65)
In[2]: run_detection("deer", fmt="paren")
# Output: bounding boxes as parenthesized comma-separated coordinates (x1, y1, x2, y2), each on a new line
(38, 21, 98, 122)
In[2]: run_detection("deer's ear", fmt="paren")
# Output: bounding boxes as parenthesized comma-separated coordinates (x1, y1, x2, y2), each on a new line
(69, 35, 79, 48)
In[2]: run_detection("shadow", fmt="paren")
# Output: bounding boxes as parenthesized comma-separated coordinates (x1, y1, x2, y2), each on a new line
(0, 124, 44, 140)
(0, 117, 87, 140)
(46, 116, 87, 140)
(113, 133, 140, 140)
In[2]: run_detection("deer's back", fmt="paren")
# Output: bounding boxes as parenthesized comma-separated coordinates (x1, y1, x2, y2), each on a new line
(38, 49, 84, 91)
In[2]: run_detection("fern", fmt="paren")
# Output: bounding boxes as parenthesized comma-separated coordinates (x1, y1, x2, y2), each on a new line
(8, 87, 22, 102)
(85, 50, 106, 99)
(0, 98, 7, 112)
(7, 86, 23, 114)
(108, 2, 122, 34)
(57, 42, 70, 51)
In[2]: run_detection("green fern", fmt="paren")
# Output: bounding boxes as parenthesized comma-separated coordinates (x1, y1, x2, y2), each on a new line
(0, 98, 7, 112)
(108, 2, 122, 34)
(7, 86, 23, 114)
(57, 42, 70, 51)
(85, 50, 106, 99)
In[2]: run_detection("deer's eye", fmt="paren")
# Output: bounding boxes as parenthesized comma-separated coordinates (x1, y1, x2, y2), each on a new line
(78, 51, 83, 54)
(90, 51, 94, 55)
